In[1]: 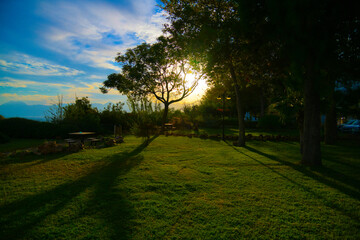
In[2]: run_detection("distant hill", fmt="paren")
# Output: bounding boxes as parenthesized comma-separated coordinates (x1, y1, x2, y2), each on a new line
(0, 101, 50, 121)
(0, 101, 129, 121)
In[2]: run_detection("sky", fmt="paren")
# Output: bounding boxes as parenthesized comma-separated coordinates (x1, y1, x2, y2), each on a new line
(0, 0, 207, 109)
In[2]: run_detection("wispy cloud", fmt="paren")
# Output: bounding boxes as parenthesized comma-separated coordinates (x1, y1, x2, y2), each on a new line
(0, 76, 121, 105)
(88, 75, 106, 80)
(39, 0, 167, 71)
(0, 93, 55, 105)
(0, 77, 71, 88)
(0, 53, 84, 76)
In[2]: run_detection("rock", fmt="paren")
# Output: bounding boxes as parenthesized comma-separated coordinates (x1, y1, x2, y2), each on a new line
(68, 142, 82, 152)
(105, 138, 116, 147)
(38, 141, 68, 154)
(115, 136, 124, 143)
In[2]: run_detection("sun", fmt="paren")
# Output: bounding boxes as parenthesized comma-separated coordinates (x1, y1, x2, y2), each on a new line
(185, 73, 209, 103)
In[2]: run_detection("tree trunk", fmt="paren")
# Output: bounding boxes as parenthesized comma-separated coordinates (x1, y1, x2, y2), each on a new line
(302, 63, 322, 166)
(234, 83, 246, 146)
(161, 103, 169, 133)
(228, 60, 245, 146)
(324, 80, 337, 145)
(296, 110, 304, 155)
(260, 88, 265, 117)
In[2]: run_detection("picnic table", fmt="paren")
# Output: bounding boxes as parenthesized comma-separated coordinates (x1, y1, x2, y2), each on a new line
(68, 132, 96, 144)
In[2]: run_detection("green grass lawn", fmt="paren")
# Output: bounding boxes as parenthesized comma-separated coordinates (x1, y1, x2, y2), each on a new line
(0, 136, 359, 239)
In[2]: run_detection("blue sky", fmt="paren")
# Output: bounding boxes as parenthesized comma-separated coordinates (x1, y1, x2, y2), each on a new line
(0, 0, 172, 106)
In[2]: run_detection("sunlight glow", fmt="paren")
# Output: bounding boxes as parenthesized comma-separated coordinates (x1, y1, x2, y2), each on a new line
(184, 72, 208, 103)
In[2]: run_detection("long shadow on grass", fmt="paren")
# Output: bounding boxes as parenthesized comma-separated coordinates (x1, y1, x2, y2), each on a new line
(244, 145, 360, 199)
(322, 148, 360, 171)
(0, 136, 157, 240)
(0, 152, 70, 166)
(225, 141, 360, 222)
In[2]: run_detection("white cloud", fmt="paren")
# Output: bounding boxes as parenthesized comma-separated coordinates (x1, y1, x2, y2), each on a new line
(88, 75, 106, 80)
(0, 53, 84, 76)
(0, 76, 121, 105)
(0, 93, 55, 105)
(39, 0, 168, 71)
(0, 77, 72, 88)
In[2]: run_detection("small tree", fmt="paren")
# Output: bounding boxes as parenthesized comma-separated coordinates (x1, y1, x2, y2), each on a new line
(101, 36, 202, 132)
(45, 95, 65, 124)
(99, 102, 129, 132)
(63, 97, 100, 132)
(128, 97, 161, 142)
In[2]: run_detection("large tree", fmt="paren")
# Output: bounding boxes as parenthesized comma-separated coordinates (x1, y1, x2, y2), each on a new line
(324, 7, 360, 144)
(163, 0, 359, 165)
(101, 37, 202, 131)
(162, 0, 277, 146)
(265, 0, 359, 165)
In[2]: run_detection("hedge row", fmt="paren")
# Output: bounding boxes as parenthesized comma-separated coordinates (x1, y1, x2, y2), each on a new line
(164, 132, 299, 142)
(0, 117, 93, 139)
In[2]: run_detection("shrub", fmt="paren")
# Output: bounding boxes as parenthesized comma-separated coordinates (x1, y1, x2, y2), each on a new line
(131, 121, 157, 140)
(0, 118, 58, 139)
(170, 116, 192, 130)
(62, 97, 101, 132)
(99, 102, 133, 133)
(257, 115, 283, 129)
(198, 116, 220, 128)
(199, 133, 208, 139)
(129, 98, 160, 141)
(224, 117, 239, 126)
(245, 120, 258, 129)
(0, 132, 10, 144)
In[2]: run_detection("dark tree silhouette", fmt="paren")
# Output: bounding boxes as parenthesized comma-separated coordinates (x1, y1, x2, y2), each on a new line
(101, 37, 202, 131)
(162, 0, 359, 165)
(162, 0, 279, 146)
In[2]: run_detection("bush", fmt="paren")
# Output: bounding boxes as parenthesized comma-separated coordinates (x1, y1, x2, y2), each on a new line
(62, 97, 101, 132)
(131, 121, 157, 140)
(245, 120, 258, 129)
(198, 116, 220, 128)
(99, 102, 133, 133)
(171, 116, 193, 130)
(0, 118, 59, 139)
(257, 115, 283, 129)
(224, 117, 239, 126)
(0, 132, 10, 144)
(129, 98, 160, 140)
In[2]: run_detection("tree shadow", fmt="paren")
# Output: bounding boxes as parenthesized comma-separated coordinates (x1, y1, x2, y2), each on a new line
(225, 141, 360, 222)
(0, 135, 158, 239)
(324, 156, 360, 171)
(243, 145, 360, 198)
(0, 152, 70, 166)
(322, 146, 360, 171)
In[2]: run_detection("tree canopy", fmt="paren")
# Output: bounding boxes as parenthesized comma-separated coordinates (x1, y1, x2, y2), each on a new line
(161, 0, 360, 165)
(101, 36, 202, 130)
